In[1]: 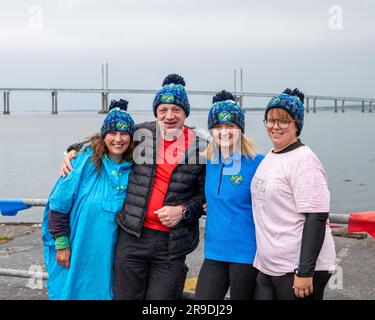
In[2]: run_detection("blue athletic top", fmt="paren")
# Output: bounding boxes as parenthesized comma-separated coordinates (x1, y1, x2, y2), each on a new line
(204, 152, 264, 264)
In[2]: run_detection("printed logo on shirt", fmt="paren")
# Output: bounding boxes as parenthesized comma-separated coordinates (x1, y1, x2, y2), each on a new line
(230, 174, 243, 186)
(161, 94, 175, 103)
(116, 121, 129, 131)
(252, 177, 266, 201)
(218, 111, 233, 123)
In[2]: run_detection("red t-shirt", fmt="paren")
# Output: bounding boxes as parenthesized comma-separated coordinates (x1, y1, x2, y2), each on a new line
(143, 127, 195, 232)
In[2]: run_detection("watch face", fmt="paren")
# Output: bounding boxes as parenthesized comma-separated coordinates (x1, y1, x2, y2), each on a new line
(183, 210, 191, 219)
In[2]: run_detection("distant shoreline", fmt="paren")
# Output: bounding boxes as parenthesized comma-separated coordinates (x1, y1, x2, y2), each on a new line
(3, 105, 370, 113)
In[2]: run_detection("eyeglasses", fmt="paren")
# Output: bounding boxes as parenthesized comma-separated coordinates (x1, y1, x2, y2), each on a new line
(263, 119, 294, 129)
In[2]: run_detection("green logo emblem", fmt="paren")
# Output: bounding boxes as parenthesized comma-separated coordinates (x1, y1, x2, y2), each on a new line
(270, 97, 281, 106)
(116, 122, 129, 130)
(230, 175, 243, 186)
(161, 94, 175, 103)
(218, 111, 232, 123)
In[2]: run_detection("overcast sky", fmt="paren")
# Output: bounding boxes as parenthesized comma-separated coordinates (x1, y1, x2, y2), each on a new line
(0, 0, 374, 110)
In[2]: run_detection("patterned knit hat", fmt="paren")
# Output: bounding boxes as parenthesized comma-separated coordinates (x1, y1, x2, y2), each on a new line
(265, 88, 305, 136)
(208, 90, 245, 133)
(100, 99, 136, 138)
(152, 74, 190, 117)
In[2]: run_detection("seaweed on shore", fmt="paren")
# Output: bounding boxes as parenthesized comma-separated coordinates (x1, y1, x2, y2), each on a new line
(0, 236, 13, 244)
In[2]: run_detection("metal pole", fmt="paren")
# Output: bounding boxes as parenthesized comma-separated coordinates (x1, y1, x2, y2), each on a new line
(22, 199, 47, 206)
(237, 96, 243, 108)
(3, 92, 6, 114)
(100, 92, 105, 114)
(313, 98, 316, 113)
(329, 213, 349, 224)
(6, 92, 10, 114)
(0, 268, 48, 280)
(342, 100, 345, 113)
(51, 91, 58, 115)
(106, 62, 109, 91)
(99, 62, 107, 114)
(99, 92, 108, 114)
(106, 62, 109, 113)
(362, 101, 365, 113)
(334, 99, 338, 113)
(306, 98, 309, 113)
(55, 91, 58, 114)
(240, 68, 243, 94)
(240, 68, 243, 109)
(102, 64, 104, 90)
(234, 69, 237, 94)
(51, 92, 54, 114)
(105, 93, 109, 113)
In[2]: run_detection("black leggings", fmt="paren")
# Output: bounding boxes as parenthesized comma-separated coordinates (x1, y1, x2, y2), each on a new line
(254, 270, 332, 300)
(195, 259, 258, 300)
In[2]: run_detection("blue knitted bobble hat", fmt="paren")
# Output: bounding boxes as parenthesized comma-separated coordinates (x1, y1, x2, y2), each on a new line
(100, 99, 136, 138)
(265, 88, 305, 136)
(152, 74, 190, 117)
(207, 90, 245, 133)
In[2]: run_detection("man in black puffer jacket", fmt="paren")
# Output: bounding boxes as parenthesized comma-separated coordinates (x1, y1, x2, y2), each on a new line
(112, 74, 206, 300)
(62, 74, 206, 300)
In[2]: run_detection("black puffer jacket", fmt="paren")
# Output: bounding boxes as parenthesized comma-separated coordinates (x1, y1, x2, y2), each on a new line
(116, 121, 207, 259)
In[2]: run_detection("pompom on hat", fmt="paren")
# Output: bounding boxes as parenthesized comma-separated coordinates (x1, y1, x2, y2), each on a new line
(207, 90, 245, 133)
(265, 88, 305, 136)
(100, 99, 136, 138)
(152, 74, 190, 117)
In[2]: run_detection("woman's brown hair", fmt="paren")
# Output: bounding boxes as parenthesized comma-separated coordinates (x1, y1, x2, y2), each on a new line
(266, 108, 294, 121)
(83, 132, 134, 174)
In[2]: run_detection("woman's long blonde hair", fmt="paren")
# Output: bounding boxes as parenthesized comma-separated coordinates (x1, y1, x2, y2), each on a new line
(205, 133, 257, 160)
(83, 132, 134, 174)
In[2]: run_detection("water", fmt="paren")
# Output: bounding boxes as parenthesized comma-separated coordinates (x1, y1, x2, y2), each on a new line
(0, 110, 374, 223)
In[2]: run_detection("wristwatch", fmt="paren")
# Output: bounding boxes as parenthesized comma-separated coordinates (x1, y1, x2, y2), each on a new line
(294, 268, 314, 278)
(180, 205, 191, 220)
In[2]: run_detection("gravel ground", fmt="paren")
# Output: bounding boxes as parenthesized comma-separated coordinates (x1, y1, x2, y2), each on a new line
(1, 221, 374, 300)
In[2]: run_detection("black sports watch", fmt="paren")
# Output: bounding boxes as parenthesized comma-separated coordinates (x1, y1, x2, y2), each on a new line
(294, 268, 314, 278)
(181, 207, 191, 220)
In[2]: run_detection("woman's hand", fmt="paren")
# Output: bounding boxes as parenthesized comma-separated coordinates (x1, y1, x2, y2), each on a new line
(56, 248, 71, 268)
(202, 203, 207, 213)
(293, 275, 313, 298)
(60, 151, 77, 177)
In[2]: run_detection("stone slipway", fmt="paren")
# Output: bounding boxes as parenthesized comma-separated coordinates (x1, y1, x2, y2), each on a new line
(1, 221, 374, 300)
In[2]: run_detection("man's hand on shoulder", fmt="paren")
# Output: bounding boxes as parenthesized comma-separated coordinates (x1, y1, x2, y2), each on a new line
(60, 150, 77, 177)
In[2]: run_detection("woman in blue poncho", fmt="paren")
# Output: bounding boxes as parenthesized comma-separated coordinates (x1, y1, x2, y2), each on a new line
(42, 99, 136, 300)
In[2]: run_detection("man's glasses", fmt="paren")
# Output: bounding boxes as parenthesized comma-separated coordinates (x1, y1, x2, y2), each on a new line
(263, 119, 294, 129)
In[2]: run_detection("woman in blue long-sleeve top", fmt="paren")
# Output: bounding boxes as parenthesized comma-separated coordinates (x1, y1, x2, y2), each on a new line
(42, 99, 135, 300)
(195, 91, 264, 300)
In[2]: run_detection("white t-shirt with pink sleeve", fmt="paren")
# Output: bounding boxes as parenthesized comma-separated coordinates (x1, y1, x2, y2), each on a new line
(251, 145, 336, 276)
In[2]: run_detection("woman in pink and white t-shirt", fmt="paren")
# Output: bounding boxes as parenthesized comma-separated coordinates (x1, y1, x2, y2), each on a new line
(251, 88, 336, 300)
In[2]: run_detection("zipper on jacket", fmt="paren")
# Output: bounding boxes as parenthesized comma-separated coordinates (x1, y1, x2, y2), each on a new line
(218, 163, 224, 195)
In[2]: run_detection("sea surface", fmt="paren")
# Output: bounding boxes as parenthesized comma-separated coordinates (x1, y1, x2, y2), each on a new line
(0, 110, 374, 223)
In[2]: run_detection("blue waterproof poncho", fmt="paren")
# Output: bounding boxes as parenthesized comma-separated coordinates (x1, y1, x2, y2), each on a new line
(42, 146, 132, 300)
